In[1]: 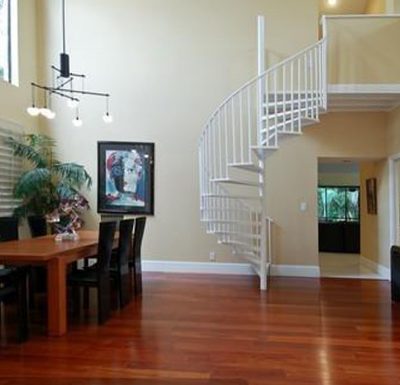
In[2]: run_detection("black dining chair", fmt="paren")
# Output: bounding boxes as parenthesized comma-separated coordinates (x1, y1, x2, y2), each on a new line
(130, 217, 146, 296)
(0, 267, 29, 343)
(0, 217, 19, 242)
(391, 246, 400, 302)
(27, 216, 48, 295)
(68, 221, 117, 325)
(111, 219, 135, 308)
(27, 216, 48, 238)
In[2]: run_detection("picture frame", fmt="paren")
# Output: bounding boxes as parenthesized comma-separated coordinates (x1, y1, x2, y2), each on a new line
(366, 177, 377, 215)
(97, 141, 155, 215)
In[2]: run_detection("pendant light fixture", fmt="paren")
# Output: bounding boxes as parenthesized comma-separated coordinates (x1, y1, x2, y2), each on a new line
(27, 0, 112, 126)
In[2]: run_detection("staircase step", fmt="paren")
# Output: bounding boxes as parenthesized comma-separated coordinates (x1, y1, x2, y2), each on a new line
(261, 106, 308, 121)
(218, 240, 259, 252)
(264, 92, 323, 103)
(201, 219, 255, 225)
(228, 163, 263, 174)
(242, 254, 260, 266)
(301, 117, 319, 127)
(202, 194, 261, 201)
(210, 178, 261, 187)
(215, 231, 261, 240)
(251, 145, 278, 160)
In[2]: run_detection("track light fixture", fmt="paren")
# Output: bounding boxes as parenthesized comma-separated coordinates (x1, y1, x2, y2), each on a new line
(27, 0, 112, 126)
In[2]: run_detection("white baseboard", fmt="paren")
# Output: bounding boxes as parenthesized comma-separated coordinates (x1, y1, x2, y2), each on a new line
(360, 256, 390, 280)
(142, 260, 320, 278)
(270, 264, 320, 278)
(142, 260, 255, 275)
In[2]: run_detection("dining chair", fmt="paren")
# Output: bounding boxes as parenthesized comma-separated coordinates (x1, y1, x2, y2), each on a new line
(68, 221, 117, 325)
(111, 219, 135, 308)
(0, 217, 19, 242)
(27, 216, 48, 238)
(0, 267, 29, 343)
(130, 217, 146, 295)
(391, 246, 400, 302)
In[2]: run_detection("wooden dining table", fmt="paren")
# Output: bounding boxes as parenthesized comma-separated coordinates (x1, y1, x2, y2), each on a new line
(0, 230, 109, 337)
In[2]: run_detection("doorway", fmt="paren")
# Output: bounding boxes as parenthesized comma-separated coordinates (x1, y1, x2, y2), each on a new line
(390, 155, 400, 246)
(318, 158, 381, 278)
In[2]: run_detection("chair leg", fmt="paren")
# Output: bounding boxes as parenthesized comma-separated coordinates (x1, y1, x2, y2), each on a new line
(97, 280, 111, 325)
(83, 288, 90, 310)
(16, 271, 29, 343)
(71, 286, 81, 316)
(134, 255, 143, 296)
(119, 271, 132, 308)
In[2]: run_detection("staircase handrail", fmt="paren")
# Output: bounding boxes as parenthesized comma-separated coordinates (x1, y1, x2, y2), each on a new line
(200, 37, 327, 138)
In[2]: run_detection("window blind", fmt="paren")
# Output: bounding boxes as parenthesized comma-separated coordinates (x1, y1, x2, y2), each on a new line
(0, 124, 22, 217)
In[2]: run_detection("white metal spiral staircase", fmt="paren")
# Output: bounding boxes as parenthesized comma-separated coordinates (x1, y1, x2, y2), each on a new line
(198, 18, 328, 290)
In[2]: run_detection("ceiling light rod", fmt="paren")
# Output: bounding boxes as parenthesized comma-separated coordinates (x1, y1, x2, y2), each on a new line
(51, 65, 85, 79)
(27, 0, 113, 125)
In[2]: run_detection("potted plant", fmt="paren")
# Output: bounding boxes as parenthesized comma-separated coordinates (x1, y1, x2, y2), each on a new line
(6, 134, 92, 238)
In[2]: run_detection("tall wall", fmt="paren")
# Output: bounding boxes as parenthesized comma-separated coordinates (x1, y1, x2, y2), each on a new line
(387, 106, 400, 155)
(0, 0, 39, 132)
(326, 16, 400, 84)
(366, 0, 386, 13)
(265, 112, 387, 267)
(359, 160, 387, 266)
(36, 0, 319, 263)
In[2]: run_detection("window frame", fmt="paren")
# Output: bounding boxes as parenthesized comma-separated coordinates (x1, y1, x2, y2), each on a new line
(318, 185, 361, 223)
(0, 0, 17, 85)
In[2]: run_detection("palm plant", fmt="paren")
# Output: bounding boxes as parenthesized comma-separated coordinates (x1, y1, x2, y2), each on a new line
(6, 134, 92, 220)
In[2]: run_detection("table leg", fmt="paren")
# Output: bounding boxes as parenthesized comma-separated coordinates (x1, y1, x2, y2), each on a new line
(47, 258, 67, 337)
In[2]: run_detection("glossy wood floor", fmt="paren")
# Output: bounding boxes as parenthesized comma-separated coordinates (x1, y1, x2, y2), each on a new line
(0, 273, 400, 385)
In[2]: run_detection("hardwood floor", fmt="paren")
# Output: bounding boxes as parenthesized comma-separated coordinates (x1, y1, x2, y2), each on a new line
(0, 273, 400, 385)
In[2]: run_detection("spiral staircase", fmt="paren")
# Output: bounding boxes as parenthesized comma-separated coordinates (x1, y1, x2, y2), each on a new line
(198, 29, 328, 290)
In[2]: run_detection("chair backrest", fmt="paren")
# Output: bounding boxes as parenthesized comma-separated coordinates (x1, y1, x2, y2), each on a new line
(133, 217, 146, 260)
(117, 219, 135, 269)
(28, 216, 48, 238)
(0, 217, 19, 242)
(97, 221, 117, 275)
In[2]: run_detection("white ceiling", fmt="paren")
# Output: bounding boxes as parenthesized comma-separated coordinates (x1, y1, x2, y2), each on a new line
(320, 0, 369, 15)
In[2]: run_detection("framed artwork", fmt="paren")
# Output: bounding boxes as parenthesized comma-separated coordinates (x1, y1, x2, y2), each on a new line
(97, 141, 155, 215)
(366, 177, 377, 215)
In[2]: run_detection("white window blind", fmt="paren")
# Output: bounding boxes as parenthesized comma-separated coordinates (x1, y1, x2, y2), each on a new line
(0, 124, 22, 217)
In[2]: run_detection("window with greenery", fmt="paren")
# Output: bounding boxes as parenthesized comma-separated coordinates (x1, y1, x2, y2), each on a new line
(318, 186, 360, 222)
(0, 0, 15, 84)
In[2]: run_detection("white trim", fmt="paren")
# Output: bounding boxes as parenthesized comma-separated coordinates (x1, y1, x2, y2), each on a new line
(389, 153, 400, 247)
(328, 84, 400, 94)
(270, 264, 320, 278)
(142, 260, 320, 278)
(142, 260, 256, 275)
(323, 14, 400, 20)
(360, 256, 390, 280)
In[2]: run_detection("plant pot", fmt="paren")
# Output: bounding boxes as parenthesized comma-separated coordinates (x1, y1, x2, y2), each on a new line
(27, 215, 48, 238)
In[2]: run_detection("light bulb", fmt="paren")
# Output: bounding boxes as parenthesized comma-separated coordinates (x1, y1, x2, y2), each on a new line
(47, 110, 56, 120)
(40, 107, 52, 118)
(103, 112, 113, 124)
(327, 0, 337, 6)
(27, 106, 40, 116)
(67, 99, 79, 109)
(72, 117, 83, 127)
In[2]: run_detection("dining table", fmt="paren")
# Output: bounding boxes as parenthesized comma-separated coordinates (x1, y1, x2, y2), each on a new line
(0, 230, 111, 337)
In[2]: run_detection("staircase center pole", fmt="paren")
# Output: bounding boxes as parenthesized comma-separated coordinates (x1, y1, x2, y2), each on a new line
(257, 16, 268, 291)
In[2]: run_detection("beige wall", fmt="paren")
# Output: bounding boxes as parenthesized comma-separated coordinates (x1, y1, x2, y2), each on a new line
(0, 0, 39, 131)
(366, 0, 386, 13)
(326, 17, 400, 84)
(266, 112, 387, 267)
(387, 106, 400, 155)
(37, 0, 319, 263)
(318, 172, 360, 186)
(360, 161, 381, 264)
